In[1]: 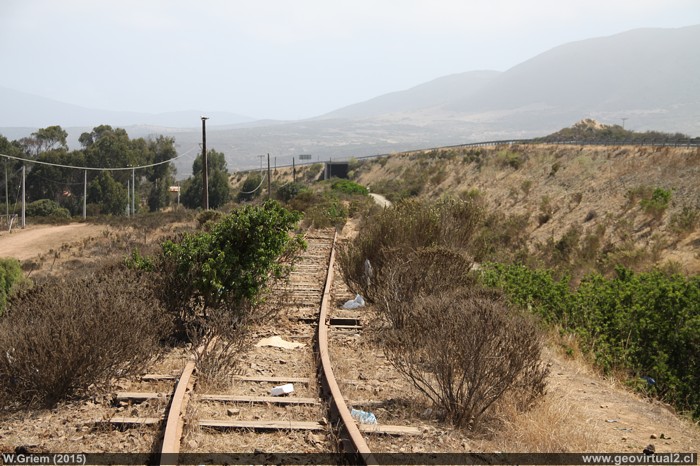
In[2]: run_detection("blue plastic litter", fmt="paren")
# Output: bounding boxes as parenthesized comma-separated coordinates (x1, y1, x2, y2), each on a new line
(641, 376, 656, 385)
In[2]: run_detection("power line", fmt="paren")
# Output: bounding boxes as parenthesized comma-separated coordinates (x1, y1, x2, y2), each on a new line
(0, 145, 199, 171)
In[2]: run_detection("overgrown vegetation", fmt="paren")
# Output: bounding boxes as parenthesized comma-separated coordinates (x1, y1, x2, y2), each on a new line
(339, 199, 548, 430)
(130, 200, 305, 379)
(481, 263, 700, 418)
(26, 199, 71, 220)
(536, 119, 699, 145)
(0, 201, 305, 408)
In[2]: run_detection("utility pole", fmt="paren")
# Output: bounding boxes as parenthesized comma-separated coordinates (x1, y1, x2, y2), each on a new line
(267, 153, 271, 200)
(292, 157, 296, 183)
(21, 164, 25, 228)
(83, 170, 87, 219)
(127, 179, 130, 217)
(132, 168, 136, 215)
(201, 116, 209, 210)
(5, 161, 8, 225)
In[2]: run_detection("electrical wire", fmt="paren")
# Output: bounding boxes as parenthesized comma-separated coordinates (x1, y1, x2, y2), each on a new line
(238, 173, 267, 194)
(0, 144, 199, 172)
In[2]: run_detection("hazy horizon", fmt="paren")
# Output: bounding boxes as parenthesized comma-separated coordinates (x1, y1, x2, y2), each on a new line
(1, 0, 699, 121)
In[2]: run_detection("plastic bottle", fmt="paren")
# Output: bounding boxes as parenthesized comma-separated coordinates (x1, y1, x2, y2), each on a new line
(351, 408, 377, 424)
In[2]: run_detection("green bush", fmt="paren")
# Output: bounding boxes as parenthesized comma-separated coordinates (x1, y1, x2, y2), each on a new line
(277, 182, 310, 202)
(145, 200, 305, 331)
(640, 188, 672, 218)
(302, 196, 348, 229)
(0, 258, 26, 316)
(237, 172, 263, 202)
(481, 263, 700, 418)
(330, 179, 368, 196)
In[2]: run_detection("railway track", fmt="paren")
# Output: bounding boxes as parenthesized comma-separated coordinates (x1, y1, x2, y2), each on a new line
(98, 228, 414, 464)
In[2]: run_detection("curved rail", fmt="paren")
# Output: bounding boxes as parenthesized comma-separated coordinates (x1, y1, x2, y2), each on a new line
(317, 232, 376, 465)
(160, 360, 195, 458)
(159, 338, 215, 465)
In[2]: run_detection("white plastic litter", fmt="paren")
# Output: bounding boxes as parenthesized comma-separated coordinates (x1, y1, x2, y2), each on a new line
(342, 294, 366, 309)
(351, 408, 377, 424)
(270, 383, 294, 396)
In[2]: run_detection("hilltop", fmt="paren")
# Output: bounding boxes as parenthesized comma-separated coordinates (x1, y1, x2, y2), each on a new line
(351, 141, 700, 276)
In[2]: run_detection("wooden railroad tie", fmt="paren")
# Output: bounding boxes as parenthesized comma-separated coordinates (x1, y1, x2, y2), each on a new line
(197, 419, 421, 435)
(198, 394, 319, 405)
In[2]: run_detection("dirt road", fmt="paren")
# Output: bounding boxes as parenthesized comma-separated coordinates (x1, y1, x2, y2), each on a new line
(0, 223, 105, 262)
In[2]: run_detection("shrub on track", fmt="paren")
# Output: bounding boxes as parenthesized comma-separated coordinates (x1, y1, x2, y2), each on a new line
(144, 201, 304, 324)
(383, 288, 548, 430)
(129, 199, 306, 379)
(0, 266, 170, 408)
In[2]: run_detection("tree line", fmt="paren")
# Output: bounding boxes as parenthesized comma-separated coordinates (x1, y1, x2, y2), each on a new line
(0, 125, 230, 217)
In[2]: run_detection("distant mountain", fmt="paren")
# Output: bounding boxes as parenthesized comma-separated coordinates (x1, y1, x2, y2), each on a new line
(318, 70, 500, 119)
(0, 86, 253, 128)
(1, 25, 697, 176)
(318, 25, 700, 135)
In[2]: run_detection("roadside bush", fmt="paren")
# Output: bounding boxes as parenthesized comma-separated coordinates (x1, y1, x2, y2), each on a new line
(301, 196, 348, 229)
(0, 266, 170, 408)
(277, 182, 309, 202)
(383, 288, 548, 429)
(237, 172, 263, 202)
(330, 179, 368, 196)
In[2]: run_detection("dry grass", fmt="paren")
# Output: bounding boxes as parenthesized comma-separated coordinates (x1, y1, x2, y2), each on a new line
(492, 393, 607, 452)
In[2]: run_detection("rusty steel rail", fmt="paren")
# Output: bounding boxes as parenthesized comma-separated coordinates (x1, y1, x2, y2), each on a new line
(159, 338, 215, 465)
(158, 232, 375, 463)
(159, 360, 195, 459)
(317, 231, 377, 465)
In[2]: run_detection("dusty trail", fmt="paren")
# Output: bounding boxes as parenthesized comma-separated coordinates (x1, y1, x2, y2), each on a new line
(0, 223, 104, 261)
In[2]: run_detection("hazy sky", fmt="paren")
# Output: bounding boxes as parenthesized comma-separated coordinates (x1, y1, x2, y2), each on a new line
(1, 0, 699, 121)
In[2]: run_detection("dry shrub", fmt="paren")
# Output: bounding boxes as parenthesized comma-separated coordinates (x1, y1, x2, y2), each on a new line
(0, 266, 171, 408)
(188, 306, 251, 390)
(374, 247, 474, 330)
(338, 197, 483, 301)
(189, 280, 291, 390)
(383, 289, 548, 430)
